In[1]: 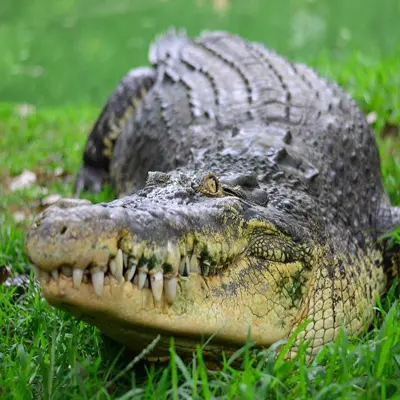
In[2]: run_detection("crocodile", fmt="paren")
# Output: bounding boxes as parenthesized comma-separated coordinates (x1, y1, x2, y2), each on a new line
(25, 30, 399, 360)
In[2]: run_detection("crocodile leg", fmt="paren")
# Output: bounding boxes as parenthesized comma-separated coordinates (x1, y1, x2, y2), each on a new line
(75, 67, 156, 195)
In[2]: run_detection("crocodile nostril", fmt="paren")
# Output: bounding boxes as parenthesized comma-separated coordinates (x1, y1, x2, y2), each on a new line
(60, 226, 68, 235)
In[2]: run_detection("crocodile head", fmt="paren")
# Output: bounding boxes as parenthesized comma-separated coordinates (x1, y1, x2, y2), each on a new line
(25, 169, 320, 359)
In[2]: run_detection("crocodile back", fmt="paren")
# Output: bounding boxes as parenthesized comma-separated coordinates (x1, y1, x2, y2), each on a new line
(111, 31, 387, 237)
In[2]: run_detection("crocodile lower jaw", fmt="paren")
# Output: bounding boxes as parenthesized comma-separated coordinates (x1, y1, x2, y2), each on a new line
(36, 273, 250, 360)
(30, 249, 297, 358)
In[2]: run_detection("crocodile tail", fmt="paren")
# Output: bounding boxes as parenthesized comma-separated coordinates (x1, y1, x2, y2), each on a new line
(149, 28, 189, 65)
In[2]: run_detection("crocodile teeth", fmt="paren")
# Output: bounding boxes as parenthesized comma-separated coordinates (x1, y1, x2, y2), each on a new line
(51, 270, 59, 282)
(123, 252, 128, 267)
(138, 267, 148, 289)
(125, 262, 137, 281)
(151, 271, 163, 302)
(133, 243, 144, 259)
(164, 277, 177, 304)
(73, 268, 83, 289)
(61, 266, 72, 277)
(186, 256, 191, 272)
(109, 259, 116, 276)
(189, 254, 200, 273)
(114, 249, 124, 282)
(91, 269, 104, 296)
(167, 242, 181, 268)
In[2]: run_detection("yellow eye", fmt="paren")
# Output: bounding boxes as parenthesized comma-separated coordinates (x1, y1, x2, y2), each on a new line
(202, 174, 221, 196)
(206, 177, 218, 193)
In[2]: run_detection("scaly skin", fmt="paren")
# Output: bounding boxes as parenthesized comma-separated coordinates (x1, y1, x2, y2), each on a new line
(25, 30, 399, 360)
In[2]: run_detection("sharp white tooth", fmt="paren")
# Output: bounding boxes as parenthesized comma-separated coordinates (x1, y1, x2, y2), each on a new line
(155, 248, 167, 265)
(179, 243, 187, 258)
(143, 247, 153, 260)
(138, 267, 148, 289)
(109, 258, 116, 276)
(91, 269, 104, 296)
(164, 277, 177, 304)
(186, 235, 194, 252)
(61, 266, 72, 277)
(125, 263, 137, 281)
(115, 249, 124, 282)
(167, 242, 181, 269)
(133, 243, 144, 259)
(73, 268, 83, 288)
(51, 270, 59, 282)
(190, 254, 200, 273)
(151, 271, 163, 302)
(123, 252, 128, 267)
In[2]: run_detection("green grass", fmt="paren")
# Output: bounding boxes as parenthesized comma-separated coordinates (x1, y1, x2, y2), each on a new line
(1, 52, 399, 399)
(2, 0, 399, 106)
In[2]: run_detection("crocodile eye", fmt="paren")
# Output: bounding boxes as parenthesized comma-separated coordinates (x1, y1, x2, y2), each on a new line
(202, 174, 222, 196)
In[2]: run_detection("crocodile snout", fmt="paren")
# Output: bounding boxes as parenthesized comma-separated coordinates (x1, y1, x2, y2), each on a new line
(25, 201, 126, 271)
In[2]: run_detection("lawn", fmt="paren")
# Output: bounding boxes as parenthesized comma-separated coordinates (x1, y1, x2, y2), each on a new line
(1, 1, 400, 399)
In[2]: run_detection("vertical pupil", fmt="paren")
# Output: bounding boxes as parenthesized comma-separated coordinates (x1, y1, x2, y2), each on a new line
(209, 178, 217, 192)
